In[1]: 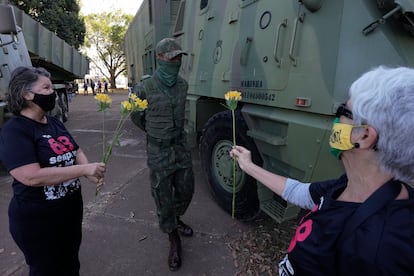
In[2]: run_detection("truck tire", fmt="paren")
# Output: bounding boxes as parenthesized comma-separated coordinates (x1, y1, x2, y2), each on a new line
(200, 110, 262, 220)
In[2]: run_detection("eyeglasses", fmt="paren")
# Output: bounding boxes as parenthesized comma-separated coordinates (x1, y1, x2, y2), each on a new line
(335, 103, 353, 119)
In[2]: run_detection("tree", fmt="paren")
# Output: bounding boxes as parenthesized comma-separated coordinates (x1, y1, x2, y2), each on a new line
(83, 11, 133, 89)
(9, 0, 85, 49)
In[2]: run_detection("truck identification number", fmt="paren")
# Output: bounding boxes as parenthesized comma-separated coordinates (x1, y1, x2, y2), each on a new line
(242, 90, 276, 102)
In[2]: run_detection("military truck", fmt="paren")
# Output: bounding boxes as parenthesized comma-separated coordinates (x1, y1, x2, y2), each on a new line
(0, 4, 89, 125)
(124, 0, 414, 222)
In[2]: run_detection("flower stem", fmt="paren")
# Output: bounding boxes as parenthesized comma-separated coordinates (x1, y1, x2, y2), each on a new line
(102, 111, 105, 161)
(232, 109, 236, 219)
(102, 113, 131, 164)
(97, 111, 106, 196)
(97, 113, 129, 195)
(103, 119, 121, 163)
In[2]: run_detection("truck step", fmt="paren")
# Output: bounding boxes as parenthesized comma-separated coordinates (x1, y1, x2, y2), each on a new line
(260, 199, 300, 223)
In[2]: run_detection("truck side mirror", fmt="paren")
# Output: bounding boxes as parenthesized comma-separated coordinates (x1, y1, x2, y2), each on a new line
(0, 4, 19, 46)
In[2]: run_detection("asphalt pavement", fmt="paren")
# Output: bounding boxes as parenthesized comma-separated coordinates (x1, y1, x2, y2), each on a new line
(0, 91, 254, 276)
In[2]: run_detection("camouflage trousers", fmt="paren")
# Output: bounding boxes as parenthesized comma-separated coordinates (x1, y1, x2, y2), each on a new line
(149, 166, 194, 233)
(146, 136, 195, 233)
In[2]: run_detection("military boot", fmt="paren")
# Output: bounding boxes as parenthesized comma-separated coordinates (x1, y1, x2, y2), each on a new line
(177, 217, 193, 237)
(168, 229, 182, 271)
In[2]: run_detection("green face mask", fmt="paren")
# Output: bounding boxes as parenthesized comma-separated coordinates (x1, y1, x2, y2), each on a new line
(329, 118, 366, 159)
(156, 59, 181, 87)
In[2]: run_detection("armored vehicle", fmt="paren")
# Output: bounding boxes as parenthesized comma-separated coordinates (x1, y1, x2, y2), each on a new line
(124, 0, 414, 222)
(0, 4, 89, 125)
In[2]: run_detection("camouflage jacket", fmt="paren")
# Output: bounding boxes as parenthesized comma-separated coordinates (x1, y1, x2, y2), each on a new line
(130, 74, 188, 140)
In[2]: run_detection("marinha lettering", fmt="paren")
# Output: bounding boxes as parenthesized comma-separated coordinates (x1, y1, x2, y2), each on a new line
(241, 80, 263, 88)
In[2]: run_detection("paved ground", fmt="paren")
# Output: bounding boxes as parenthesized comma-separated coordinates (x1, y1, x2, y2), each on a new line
(0, 91, 254, 276)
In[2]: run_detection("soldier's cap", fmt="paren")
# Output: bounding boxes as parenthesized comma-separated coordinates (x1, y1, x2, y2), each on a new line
(156, 38, 187, 60)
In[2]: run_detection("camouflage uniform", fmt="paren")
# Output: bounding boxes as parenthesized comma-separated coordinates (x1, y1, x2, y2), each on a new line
(131, 39, 194, 234)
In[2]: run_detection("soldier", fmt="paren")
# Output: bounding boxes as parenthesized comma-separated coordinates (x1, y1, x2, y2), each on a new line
(130, 38, 194, 271)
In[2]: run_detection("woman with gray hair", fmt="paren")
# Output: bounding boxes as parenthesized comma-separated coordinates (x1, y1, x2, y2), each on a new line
(230, 66, 414, 275)
(0, 66, 106, 275)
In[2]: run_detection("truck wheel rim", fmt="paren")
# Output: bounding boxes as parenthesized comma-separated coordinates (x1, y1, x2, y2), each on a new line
(211, 139, 245, 193)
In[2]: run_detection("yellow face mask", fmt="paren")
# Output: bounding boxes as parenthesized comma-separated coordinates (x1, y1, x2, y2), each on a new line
(329, 118, 367, 155)
(329, 120, 355, 150)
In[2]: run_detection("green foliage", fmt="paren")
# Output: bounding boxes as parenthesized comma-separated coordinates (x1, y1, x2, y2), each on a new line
(84, 11, 133, 88)
(10, 0, 85, 49)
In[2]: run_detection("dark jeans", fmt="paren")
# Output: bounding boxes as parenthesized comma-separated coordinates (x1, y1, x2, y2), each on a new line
(9, 190, 83, 276)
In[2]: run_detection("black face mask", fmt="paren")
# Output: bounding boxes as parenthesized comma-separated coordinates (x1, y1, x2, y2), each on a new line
(32, 91, 56, 112)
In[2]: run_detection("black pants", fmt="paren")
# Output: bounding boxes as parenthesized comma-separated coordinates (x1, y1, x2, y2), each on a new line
(9, 191, 83, 276)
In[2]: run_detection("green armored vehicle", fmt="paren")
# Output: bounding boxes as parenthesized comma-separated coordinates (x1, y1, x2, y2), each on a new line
(0, 4, 89, 125)
(124, 0, 414, 221)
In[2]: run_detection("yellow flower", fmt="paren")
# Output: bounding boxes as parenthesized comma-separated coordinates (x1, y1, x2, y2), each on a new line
(121, 100, 133, 112)
(135, 98, 148, 110)
(95, 93, 112, 104)
(224, 90, 242, 111)
(129, 93, 138, 101)
(95, 94, 112, 111)
(224, 90, 242, 101)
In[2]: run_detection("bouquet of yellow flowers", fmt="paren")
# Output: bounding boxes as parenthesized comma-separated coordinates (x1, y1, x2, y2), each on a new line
(223, 90, 242, 218)
(95, 93, 147, 194)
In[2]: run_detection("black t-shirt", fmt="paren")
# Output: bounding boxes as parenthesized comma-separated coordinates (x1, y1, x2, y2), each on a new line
(278, 175, 414, 275)
(0, 115, 80, 201)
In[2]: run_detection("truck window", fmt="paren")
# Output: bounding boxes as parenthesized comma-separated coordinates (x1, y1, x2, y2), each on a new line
(148, 0, 153, 24)
(200, 0, 208, 10)
(240, 0, 258, 8)
(200, 0, 210, 15)
(0, 5, 18, 35)
(142, 50, 154, 75)
(173, 0, 185, 36)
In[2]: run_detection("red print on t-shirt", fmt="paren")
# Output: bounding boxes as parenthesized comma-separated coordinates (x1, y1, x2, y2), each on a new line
(48, 136, 74, 154)
(287, 204, 319, 252)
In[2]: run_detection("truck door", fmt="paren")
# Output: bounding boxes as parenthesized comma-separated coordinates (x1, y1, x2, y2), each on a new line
(232, 0, 295, 93)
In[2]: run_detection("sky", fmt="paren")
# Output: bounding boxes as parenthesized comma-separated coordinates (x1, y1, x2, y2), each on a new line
(80, 0, 143, 15)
